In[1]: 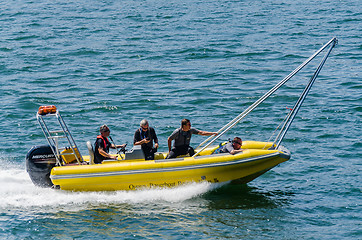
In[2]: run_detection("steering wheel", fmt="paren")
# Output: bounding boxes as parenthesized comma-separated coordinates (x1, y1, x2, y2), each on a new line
(118, 144, 127, 154)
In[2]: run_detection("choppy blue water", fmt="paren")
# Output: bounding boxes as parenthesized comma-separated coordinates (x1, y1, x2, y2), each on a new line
(0, 0, 361, 239)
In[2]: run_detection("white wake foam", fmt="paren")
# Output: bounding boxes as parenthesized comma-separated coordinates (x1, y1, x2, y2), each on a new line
(0, 161, 226, 212)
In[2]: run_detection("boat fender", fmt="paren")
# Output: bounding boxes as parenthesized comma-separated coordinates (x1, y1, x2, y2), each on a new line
(26, 145, 56, 187)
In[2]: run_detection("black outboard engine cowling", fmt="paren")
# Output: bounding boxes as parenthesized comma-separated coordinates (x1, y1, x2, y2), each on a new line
(26, 145, 57, 187)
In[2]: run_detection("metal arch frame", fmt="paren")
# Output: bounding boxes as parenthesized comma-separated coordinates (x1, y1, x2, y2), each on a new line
(37, 110, 84, 166)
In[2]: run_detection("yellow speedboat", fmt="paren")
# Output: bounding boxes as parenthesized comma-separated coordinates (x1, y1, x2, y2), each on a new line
(26, 105, 291, 192)
(26, 38, 336, 192)
(26, 137, 290, 191)
(50, 141, 289, 191)
(26, 107, 289, 191)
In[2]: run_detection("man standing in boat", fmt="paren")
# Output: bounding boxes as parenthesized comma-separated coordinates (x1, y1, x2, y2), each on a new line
(133, 119, 159, 160)
(219, 137, 244, 155)
(167, 119, 217, 159)
(94, 124, 126, 163)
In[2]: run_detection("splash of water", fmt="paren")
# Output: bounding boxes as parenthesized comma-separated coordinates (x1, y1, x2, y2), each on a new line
(0, 161, 227, 213)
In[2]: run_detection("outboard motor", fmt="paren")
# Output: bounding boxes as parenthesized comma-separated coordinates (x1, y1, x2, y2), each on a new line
(26, 145, 56, 187)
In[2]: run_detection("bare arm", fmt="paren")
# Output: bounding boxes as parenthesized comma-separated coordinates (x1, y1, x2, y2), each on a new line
(134, 139, 150, 145)
(110, 144, 126, 149)
(230, 149, 244, 155)
(198, 131, 218, 136)
(98, 147, 117, 160)
(167, 137, 172, 152)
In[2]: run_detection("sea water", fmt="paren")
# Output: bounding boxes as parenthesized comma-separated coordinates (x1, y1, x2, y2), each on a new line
(0, 0, 360, 239)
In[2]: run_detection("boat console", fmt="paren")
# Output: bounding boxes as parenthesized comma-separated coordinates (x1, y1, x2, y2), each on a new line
(124, 145, 145, 160)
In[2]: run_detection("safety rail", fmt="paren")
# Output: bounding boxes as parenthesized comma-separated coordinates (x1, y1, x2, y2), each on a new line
(37, 106, 83, 166)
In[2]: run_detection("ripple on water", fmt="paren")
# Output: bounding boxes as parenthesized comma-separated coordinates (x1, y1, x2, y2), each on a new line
(0, 0, 361, 239)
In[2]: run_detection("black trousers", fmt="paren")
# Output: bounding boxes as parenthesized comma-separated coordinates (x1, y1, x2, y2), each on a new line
(167, 145, 195, 159)
(143, 146, 157, 160)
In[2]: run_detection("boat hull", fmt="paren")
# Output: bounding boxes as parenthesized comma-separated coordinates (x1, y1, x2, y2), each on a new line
(50, 143, 290, 191)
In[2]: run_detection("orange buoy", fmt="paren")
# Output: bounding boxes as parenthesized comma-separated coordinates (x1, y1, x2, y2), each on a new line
(38, 105, 57, 115)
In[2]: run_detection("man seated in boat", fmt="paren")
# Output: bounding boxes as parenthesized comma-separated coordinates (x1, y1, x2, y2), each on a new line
(94, 125, 126, 163)
(218, 137, 244, 155)
(167, 119, 217, 159)
(133, 119, 159, 160)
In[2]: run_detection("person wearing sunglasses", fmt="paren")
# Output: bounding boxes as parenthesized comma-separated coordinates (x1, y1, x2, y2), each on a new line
(133, 119, 159, 160)
(167, 118, 217, 159)
(219, 137, 244, 155)
(94, 124, 126, 163)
